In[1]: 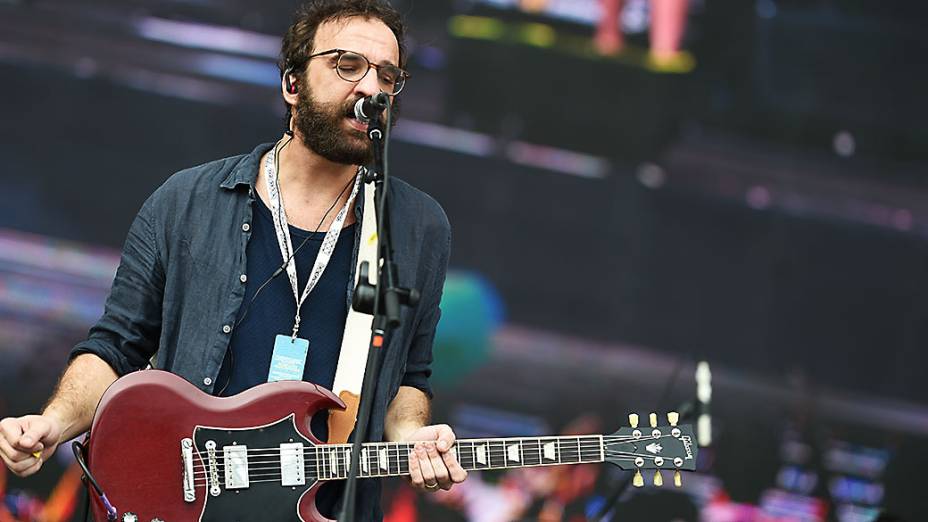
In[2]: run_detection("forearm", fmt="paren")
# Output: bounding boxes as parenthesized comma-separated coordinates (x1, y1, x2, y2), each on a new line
(384, 386, 431, 442)
(42, 353, 119, 441)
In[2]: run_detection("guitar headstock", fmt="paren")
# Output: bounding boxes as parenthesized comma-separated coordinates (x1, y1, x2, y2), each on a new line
(605, 411, 698, 488)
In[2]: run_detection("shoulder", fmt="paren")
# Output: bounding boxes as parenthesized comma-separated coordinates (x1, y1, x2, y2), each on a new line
(388, 177, 450, 238)
(155, 154, 250, 199)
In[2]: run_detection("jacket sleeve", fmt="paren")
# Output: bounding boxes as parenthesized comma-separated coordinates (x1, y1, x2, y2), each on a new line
(400, 219, 452, 399)
(70, 195, 165, 375)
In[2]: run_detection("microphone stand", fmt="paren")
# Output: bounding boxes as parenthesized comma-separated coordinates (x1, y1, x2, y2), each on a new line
(338, 102, 419, 522)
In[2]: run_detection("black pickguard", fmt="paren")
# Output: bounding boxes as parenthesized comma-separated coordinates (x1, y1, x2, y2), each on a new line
(193, 415, 318, 522)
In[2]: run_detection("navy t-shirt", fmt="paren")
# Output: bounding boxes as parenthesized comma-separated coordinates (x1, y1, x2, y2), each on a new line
(215, 194, 357, 517)
(216, 193, 356, 437)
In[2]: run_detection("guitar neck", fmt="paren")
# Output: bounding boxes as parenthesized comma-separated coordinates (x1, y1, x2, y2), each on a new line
(315, 435, 605, 481)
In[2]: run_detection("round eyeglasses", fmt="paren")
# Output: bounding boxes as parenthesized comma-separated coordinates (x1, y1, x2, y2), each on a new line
(308, 48, 409, 96)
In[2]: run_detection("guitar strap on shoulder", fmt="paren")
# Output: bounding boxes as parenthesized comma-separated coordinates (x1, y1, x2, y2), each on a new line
(327, 178, 379, 444)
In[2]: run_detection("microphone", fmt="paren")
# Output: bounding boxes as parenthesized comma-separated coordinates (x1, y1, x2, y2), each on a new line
(353, 93, 390, 123)
(696, 361, 712, 446)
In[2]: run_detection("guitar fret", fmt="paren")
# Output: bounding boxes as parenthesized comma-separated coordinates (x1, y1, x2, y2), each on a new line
(344, 448, 352, 479)
(400, 443, 411, 475)
(579, 436, 602, 463)
(322, 446, 330, 480)
(557, 437, 576, 464)
(388, 443, 396, 476)
(542, 437, 558, 464)
(330, 447, 339, 478)
(490, 440, 507, 468)
(522, 438, 541, 467)
(506, 441, 521, 465)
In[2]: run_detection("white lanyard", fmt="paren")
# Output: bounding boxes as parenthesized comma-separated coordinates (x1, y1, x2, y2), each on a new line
(263, 147, 361, 338)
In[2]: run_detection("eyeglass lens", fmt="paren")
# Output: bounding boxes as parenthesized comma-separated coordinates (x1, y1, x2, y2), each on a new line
(335, 52, 406, 95)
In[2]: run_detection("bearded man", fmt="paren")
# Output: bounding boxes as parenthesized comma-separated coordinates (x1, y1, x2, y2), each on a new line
(0, 1, 465, 519)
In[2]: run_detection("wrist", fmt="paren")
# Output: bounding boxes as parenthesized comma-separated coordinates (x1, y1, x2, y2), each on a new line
(40, 408, 71, 443)
(387, 421, 426, 442)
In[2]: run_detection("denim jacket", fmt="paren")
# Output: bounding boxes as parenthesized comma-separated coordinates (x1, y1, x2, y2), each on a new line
(72, 142, 451, 447)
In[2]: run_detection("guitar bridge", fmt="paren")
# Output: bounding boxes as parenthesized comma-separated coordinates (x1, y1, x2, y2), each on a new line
(181, 438, 195, 503)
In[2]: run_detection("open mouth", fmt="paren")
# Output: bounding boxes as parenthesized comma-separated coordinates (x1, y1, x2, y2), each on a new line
(344, 106, 369, 132)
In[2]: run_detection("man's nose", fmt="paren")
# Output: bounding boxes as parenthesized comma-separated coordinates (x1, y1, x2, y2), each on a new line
(353, 68, 382, 97)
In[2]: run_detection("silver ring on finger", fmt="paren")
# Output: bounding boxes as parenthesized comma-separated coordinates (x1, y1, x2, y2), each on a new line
(425, 482, 439, 490)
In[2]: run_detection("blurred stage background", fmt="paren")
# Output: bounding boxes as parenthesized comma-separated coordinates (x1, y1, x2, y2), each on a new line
(1, 0, 927, 520)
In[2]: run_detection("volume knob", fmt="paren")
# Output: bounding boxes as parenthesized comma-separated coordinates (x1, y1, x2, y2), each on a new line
(122, 514, 137, 522)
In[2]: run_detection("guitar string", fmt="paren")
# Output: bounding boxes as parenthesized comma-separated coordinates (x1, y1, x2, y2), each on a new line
(188, 444, 670, 475)
(180, 433, 682, 456)
(190, 455, 677, 488)
(185, 434, 682, 468)
(187, 439, 684, 476)
(191, 454, 664, 484)
(189, 449, 678, 483)
(183, 433, 677, 456)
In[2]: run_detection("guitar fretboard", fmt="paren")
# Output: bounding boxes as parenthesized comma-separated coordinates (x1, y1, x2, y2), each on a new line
(312, 436, 604, 480)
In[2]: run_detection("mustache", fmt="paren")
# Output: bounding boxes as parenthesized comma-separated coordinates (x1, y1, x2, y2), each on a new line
(344, 97, 363, 119)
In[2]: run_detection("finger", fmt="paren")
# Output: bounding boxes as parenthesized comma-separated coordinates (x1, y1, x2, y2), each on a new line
(435, 425, 456, 453)
(407, 449, 425, 488)
(18, 418, 51, 451)
(15, 455, 44, 478)
(6, 452, 42, 477)
(415, 443, 438, 488)
(426, 443, 452, 490)
(0, 435, 34, 465)
(0, 418, 25, 448)
(441, 449, 468, 484)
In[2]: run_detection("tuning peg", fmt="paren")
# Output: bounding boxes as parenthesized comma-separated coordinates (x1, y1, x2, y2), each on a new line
(653, 471, 663, 487)
(649, 412, 658, 428)
(633, 469, 644, 488)
(667, 411, 679, 427)
(674, 470, 682, 487)
(628, 413, 639, 428)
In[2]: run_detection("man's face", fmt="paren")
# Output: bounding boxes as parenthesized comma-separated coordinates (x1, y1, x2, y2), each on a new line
(292, 17, 400, 166)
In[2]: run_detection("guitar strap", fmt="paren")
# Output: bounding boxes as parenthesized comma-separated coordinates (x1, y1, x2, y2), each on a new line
(149, 168, 380, 444)
(327, 178, 379, 444)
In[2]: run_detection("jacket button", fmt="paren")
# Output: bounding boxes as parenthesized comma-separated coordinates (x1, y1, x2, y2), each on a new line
(242, 223, 251, 232)
(240, 274, 248, 283)
(222, 325, 232, 334)
(203, 377, 213, 386)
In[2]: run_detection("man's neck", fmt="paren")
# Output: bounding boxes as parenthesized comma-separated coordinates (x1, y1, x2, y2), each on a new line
(256, 133, 359, 231)
(277, 133, 358, 197)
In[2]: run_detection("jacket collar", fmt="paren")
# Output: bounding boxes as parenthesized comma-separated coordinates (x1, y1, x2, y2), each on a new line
(219, 142, 274, 190)
(221, 142, 368, 219)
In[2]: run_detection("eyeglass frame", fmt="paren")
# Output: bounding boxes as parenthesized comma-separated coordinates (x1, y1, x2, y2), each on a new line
(306, 48, 410, 95)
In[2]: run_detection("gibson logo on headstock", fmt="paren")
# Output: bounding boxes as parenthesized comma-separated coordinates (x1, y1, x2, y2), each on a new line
(680, 435, 694, 460)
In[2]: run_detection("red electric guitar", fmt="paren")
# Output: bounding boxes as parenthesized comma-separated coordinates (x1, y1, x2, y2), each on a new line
(83, 370, 698, 521)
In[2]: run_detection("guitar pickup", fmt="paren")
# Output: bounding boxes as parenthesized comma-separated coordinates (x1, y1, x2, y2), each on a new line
(279, 443, 305, 487)
(223, 445, 249, 490)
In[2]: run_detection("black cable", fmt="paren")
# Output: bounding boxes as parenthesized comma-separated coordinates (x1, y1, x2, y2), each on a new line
(217, 136, 357, 396)
(73, 440, 117, 521)
(81, 475, 90, 522)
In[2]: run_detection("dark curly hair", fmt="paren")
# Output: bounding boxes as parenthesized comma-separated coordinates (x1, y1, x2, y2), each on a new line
(280, 0, 406, 79)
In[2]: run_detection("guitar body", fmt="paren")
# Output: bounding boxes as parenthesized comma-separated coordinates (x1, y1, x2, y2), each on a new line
(84, 370, 699, 521)
(86, 370, 344, 522)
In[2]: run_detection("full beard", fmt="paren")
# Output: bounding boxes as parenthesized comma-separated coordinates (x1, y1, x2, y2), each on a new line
(294, 88, 372, 166)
